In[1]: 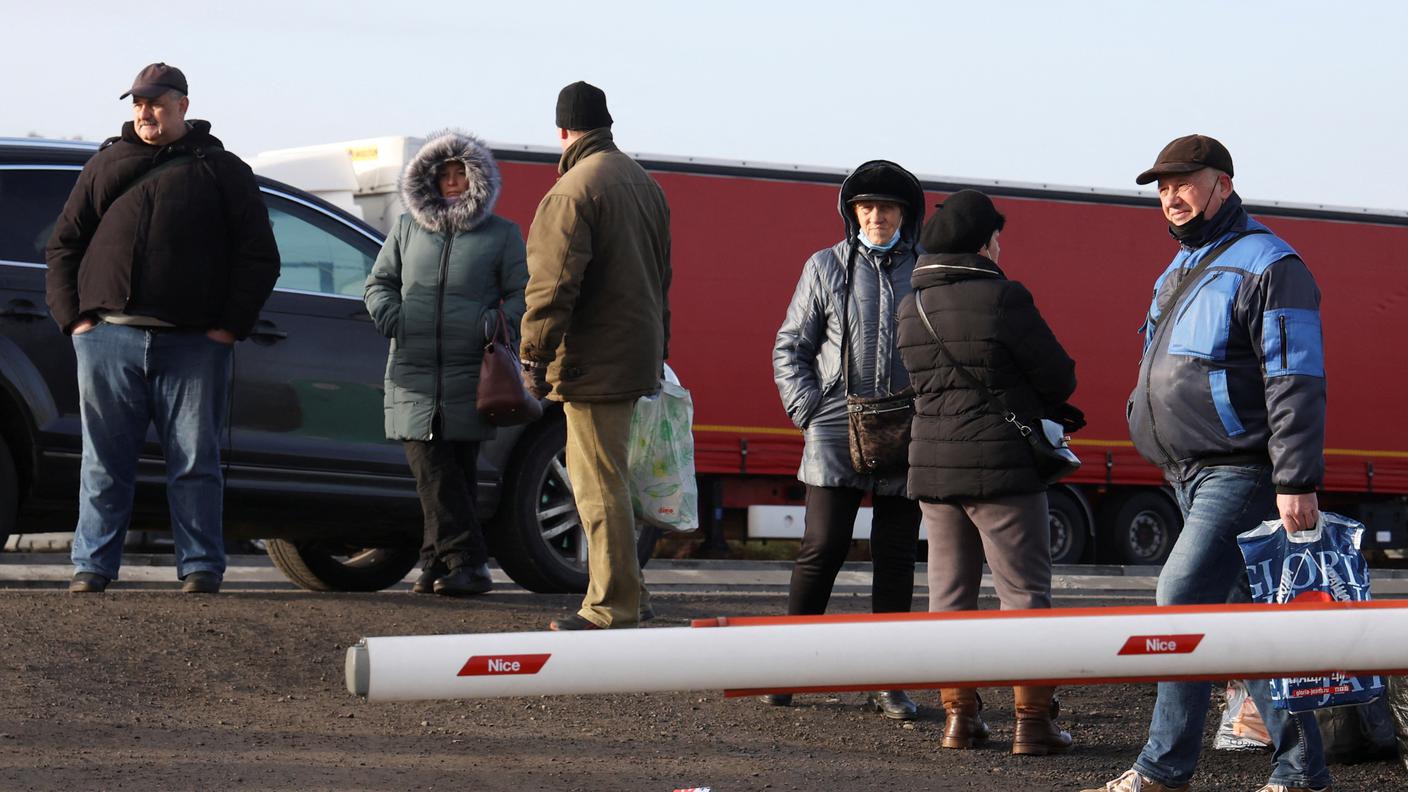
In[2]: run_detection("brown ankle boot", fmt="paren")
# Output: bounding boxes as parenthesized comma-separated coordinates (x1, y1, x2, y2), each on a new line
(940, 687, 990, 749)
(1012, 685, 1073, 755)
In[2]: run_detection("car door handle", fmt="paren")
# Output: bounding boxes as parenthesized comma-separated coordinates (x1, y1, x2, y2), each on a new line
(248, 320, 288, 344)
(0, 299, 48, 320)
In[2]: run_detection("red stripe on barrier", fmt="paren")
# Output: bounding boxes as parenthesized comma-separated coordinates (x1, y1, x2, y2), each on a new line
(723, 667, 1408, 698)
(457, 653, 551, 677)
(690, 599, 1408, 629)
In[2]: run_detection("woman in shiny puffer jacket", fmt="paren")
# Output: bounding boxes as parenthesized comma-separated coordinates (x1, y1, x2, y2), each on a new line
(769, 160, 924, 720)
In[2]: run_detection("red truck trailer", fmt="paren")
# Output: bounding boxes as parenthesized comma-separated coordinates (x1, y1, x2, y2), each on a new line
(487, 148, 1408, 564)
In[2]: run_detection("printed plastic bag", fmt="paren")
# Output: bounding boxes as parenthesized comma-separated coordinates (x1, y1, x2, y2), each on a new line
(1238, 511, 1384, 712)
(1214, 680, 1271, 751)
(628, 380, 699, 532)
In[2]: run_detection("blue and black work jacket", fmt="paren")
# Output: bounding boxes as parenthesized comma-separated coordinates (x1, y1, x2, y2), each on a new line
(1126, 211, 1326, 494)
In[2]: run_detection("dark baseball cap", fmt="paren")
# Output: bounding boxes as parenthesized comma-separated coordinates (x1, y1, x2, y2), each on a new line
(1135, 134, 1234, 185)
(119, 63, 188, 100)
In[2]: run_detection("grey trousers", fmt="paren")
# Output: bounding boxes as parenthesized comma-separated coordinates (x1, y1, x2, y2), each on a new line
(920, 491, 1052, 612)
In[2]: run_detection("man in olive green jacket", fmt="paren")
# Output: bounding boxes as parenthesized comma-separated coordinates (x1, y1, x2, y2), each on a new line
(521, 81, 672, 631)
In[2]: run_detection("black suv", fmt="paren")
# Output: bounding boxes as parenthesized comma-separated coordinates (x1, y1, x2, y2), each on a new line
(0, 138, 654, 592)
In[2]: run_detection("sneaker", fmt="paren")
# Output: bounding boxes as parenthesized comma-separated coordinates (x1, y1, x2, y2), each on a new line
(1079, 769, 1189, 792)
(433, 564, 493, 596)
(180, 571, 221, 594)
(69, 572, 109, 593)
(1253, 786, 1330, 792)
(549, 613, 604, 631)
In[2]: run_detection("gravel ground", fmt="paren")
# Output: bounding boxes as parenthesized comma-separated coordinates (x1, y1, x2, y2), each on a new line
(1, 589, 1404, 792)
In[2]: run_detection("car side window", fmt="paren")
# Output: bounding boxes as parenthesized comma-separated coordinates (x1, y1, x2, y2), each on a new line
(262, 193, 377, 297)
(0, 167, 80, 264)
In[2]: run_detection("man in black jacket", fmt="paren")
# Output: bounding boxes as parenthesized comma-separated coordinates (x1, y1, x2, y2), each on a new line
(45, 63, 279, 595)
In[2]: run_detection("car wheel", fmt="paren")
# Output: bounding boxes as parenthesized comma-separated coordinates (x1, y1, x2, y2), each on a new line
(0, 433, 16, 551)
(1101, 489, 1183, 565)
(265, 538, 420, 592)
(492, 418, 657, 594)
(1047, 486, 1090, 565)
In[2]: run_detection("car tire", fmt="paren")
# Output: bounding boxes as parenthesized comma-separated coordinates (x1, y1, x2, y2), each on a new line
(491, 417, 657, 594)
(1047, 486, 1091, 565)
(0, 433, 16, 552)
(1100, 489, 1183, 565)
(265, 538, 420, 592)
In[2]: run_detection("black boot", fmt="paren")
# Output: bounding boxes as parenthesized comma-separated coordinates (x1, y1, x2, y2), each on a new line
(434, 563, 493, 596)
(867, 690, 918, 720)
(412, 561, 447, 594)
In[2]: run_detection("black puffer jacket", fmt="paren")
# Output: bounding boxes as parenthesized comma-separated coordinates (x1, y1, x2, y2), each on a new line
(896, 253, 1076, 500)
(45, 120, 280, 337)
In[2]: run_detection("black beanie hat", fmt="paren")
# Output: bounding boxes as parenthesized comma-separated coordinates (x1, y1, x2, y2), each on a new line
(555, 81, 613, 130)
(920, 189, 1006, 254)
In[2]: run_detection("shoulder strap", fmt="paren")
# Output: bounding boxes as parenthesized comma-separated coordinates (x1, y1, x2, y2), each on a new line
(1162, 229, 1268, 312)
(839, 244, 857, 396)
(913, 287, 1035, 436)
(103, 153, 197, 218)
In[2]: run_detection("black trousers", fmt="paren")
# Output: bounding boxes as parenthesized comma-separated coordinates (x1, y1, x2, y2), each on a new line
(787, 484, 920, 615)
(403, 438, 487, 571)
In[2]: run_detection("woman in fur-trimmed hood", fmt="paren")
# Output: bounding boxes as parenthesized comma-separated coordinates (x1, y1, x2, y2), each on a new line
(364, 130, 529, 596)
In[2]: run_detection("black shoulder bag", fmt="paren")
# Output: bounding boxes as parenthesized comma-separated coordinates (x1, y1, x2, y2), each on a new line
(913, 288, 1080, 484)
(841, 246, 915, 475)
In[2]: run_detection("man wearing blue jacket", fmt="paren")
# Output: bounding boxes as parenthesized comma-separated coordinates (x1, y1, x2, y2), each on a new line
(1082, 135, 1329, 792)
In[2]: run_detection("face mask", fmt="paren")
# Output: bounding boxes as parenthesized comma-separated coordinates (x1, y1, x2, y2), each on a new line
(858, 228, 901, 252)
(1168, 177, 1221, 242)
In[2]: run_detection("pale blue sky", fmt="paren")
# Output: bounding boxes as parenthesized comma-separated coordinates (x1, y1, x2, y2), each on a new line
(7, 0, 1405, 210)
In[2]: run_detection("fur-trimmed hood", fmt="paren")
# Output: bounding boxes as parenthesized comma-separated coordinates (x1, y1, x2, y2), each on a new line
(400, 130, 501, 235)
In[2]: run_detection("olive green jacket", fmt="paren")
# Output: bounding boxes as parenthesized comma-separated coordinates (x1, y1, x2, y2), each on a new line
(521, 129, 671, 402)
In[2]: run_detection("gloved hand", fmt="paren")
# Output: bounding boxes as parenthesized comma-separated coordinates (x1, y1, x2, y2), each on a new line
(1050, 402, 1087, 432)
(522, 360, 551, 399)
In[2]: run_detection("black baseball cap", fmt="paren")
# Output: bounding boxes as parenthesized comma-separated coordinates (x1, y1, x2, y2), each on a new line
(119, 63, 188, 100)
(1135, 134, 1234, 185)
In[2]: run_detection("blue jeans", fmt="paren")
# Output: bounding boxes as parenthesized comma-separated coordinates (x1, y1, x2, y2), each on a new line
(71, 323, 233, 580)
(1133, 464, 1330, 789)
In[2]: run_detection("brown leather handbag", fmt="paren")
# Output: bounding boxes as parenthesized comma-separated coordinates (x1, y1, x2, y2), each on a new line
(840, 247, 914, 475)
(847, 388, 915, 474)
(477, 311, 543, 427)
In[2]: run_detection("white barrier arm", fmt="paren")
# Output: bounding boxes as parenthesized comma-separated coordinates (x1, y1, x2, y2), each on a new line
(346, 600, 1408, 702)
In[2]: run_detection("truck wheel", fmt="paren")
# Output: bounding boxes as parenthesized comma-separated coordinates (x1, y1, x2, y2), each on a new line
(492, 418, 657, 594)
(0, 433, 15, 552)
(265, 538, 419, 592)
(1101, 490, 1183, 565)
(1047, 486, 1090, 565)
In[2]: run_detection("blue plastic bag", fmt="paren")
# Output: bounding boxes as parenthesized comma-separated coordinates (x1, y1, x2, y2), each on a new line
(1238, 511, 1384, 712)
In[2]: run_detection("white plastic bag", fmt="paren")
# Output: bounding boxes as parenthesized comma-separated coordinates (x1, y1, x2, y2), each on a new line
(628, 380, 699, 532)
(1214, 680, 1271, 751)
